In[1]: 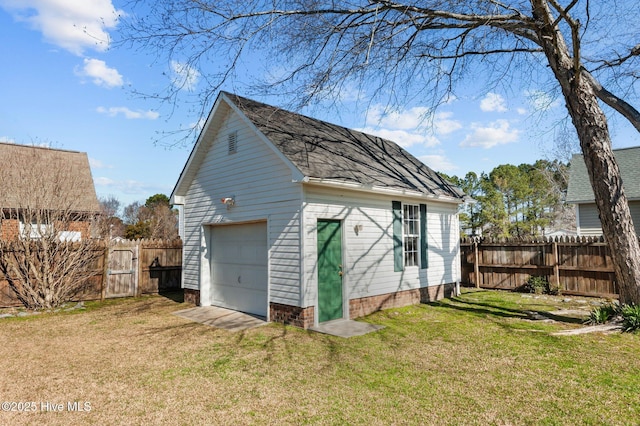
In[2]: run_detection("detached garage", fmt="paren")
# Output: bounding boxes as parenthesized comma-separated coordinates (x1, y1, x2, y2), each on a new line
(171, 92, 465, 329)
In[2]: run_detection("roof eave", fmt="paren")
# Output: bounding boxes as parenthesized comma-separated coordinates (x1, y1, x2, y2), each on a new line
(302, 177, 464, 204)
(568, 197, 640, 204)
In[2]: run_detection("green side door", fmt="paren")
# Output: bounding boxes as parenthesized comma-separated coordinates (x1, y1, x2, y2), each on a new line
(317, 220, 343, 322)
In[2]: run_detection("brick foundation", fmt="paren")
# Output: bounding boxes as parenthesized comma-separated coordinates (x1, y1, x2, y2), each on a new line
(350, 283, 455, 319)
(184, 283, 454, 329)
(419, 282, 455, 303)
(269, 303, 315, 329)
(184, 288, 200, 306)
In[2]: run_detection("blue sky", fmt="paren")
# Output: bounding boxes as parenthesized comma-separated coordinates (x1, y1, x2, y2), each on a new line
(2, 1, 639, 212)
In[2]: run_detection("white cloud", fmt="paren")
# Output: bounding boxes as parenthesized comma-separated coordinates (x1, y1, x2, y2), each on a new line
(89, 157, 113, 169)
(517, 107, 528, 115)
(433, 111, 463, 135)
(97, 106, 159, 120)
(442, 93, 457, 105)
(94, 176, 114, 186)
(171, 60, 200, 91)
(418, 154, 457, 172)
(359, 126, 440, 148)
(525, 90, 562, 112)
(94, 176, 170, 198)
(361, 105, 462, 149)
(76, 58, 123, 88)
(0, 0, 122, 55)
(460, 119, 520, 149)
(480, 92, 507, 112)
(0, 136, 15, 143)
(366, 105, 431, 130)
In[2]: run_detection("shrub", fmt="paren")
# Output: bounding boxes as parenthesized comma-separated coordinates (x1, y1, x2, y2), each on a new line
(547, 284, 561, 296)
(524, 276, 549, 294)
(585, 304, 618, 325)
(621, 304, 640, 333)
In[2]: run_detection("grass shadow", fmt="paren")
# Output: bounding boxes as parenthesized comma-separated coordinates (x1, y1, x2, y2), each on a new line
(159, 290, 184, 303)
(428, 294, 586, 325)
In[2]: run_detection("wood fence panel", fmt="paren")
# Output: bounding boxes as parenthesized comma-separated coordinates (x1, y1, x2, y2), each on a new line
(0, 244, 106, 307)
(0, 238, 182, 307)
(460, 236, 619, 298)
(0, 278, 18, 307)
(138, 239, 182, 294)
(105, 244, 137, 298)
(74, 246, 105, 301)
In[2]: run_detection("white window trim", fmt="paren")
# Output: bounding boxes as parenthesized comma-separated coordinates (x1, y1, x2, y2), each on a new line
(20, 221, 52, 240)
(19, 221, 82, 241)
(403, 204, 420, 267)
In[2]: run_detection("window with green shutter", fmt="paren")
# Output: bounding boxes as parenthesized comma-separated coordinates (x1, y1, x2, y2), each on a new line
(392, 201, 428, 271)
(420, 203, 428, 269)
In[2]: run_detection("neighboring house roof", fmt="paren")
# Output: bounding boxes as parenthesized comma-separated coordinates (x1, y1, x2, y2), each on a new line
(566, 146, 640, 203)
(173, 92, 464, 202)
(0, 142, 100, 213)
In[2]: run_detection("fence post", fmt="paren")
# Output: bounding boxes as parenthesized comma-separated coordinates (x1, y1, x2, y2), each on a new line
(474, 239, 481, 288)
(552, 239, 560, 290)
(135, 241, 141, 297)
(101, 244, 109, 301)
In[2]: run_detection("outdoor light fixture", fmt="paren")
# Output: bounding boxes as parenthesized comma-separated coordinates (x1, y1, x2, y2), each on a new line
(354, 224, 363, 235)
(221, 196, 235, 208)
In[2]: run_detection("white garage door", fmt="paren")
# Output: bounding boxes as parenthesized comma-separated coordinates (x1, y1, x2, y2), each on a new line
(210, 222, 268, 317)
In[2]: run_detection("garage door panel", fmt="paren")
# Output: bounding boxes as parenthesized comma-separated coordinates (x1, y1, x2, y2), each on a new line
(211, 287, 267, 317)
(210, 222, 268, 317)
(212, 265, 267, 292)
(213, 242, 267, 258)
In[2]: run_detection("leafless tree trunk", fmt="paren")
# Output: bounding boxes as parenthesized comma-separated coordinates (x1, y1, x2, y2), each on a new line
(122, 0, 640, 302)
(529, 0, 640, 303)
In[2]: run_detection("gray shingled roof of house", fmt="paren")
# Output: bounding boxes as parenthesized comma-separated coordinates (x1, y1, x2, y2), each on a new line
(0, 142, 99, 212)
(225, 92, 464, 200)
(566, 146, 640, 203)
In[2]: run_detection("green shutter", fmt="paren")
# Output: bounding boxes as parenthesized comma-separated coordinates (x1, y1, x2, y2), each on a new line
(392, 201, 403, 272)
(420, 203, 428, 269)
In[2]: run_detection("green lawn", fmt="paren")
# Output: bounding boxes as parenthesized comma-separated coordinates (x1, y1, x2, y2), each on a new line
(0, 289, 638, 425)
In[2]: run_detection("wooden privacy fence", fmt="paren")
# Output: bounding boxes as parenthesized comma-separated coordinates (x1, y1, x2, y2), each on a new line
(104, 239, 182, 299)
(0, 238, 182, 307)
(460, 236, 618, 298)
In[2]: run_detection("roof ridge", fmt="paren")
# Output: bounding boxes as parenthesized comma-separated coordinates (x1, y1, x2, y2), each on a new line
(0, 141, 84, 155)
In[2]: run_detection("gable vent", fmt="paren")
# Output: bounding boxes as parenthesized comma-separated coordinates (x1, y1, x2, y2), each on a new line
(228, 131, 238, 154)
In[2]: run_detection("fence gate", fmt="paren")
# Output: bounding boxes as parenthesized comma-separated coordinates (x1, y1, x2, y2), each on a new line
(105, 246, 138, 298)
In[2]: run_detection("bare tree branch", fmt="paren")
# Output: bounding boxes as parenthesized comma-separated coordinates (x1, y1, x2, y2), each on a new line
(584, 70, 640, 133)
(591, 43, 640, 71)
(121, 0, 640, 302)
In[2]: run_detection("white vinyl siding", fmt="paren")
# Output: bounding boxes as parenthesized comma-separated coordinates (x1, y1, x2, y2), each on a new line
(576, 204, 601, 236)
(180, 109, 303, 307)
(577, 201, 640, 236)
(302, 185, 460, 308)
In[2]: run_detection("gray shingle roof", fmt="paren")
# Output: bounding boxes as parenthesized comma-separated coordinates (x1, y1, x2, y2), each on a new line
(0, 143, 99, 213)
(225, 92, 464, 200)
(566, 146, 640, 203)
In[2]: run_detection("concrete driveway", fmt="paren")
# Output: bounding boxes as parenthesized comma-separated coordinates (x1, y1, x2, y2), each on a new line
(174, 306, 385, 337)
(173, 306, 267, 332)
